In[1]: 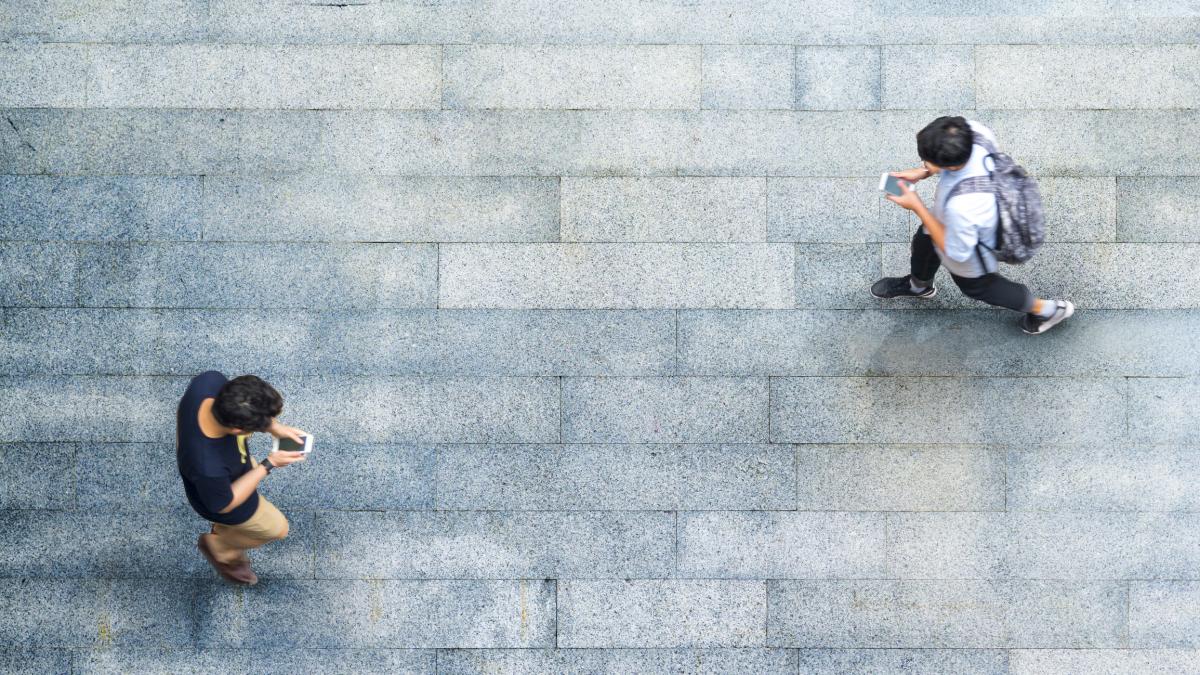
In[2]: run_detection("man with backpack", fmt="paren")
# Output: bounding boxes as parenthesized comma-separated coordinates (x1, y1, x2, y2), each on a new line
(871, 116, 1074, 335)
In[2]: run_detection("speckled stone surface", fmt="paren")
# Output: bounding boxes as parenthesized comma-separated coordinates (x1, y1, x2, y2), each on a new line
(1008, 649, 1200, 675)
(1117, 176, 1200, 242)
(795, 46, 880, 111)
(0, 176, 202, 241)
(434, 444, 796, 511)
(3, 2, 1198, 668)
(676, 511, 886, 578)
(561, 377, 769, 443)
(795, 445, 1005, 511)
(0, 442, 75, 509)
(702, 45, 793, 110)
(75, 242, 439, 309)
(204, 176, 559, 243)
(882, 45, 975, 109)
(770, 376, 1126, 444)
(768, 579, 1127, 648)
(316, 510, 674, 579)
(561, 177, 766, 242)
(195, 579, 556, 648)
(75, 648, 436, 675)
(439, 243, 795, 309)
(796, 649, 1008, 674)
(86, 45, 442, 110)
(1130, 582, 1200, 647)
(977, 45, 1200, 110)
(443, 45, 701, 110)
(557, 580, 767, 648)
(438, 648, 798, 674)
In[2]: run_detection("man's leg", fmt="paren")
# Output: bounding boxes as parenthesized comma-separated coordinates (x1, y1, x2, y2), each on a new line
(205, 498, 289, 565)
(951, 273, 1033, 312)
(871, 227, 940, 299)
(909, 226, 941, 288)
(951, 273, 1074, 334)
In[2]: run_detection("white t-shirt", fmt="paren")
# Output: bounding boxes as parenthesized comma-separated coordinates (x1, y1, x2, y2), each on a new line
(929, 121, 1000, 278)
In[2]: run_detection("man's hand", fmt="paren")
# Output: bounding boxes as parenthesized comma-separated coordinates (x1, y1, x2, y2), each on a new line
(267, 450, 306, 468)
(267, 419, 305, 444)
(885, 179, 925, 212)
(891, 167, 930, 183)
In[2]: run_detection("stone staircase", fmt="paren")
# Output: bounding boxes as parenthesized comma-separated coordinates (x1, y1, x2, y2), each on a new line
(3, 2, 1200, 673)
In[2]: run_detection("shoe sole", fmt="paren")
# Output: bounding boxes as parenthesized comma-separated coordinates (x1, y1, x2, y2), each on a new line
(870, 287, 937, 300)
(1022, 301, 1075, 335)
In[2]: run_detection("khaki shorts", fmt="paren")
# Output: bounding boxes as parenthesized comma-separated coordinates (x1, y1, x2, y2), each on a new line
(212, 495, 288, 545)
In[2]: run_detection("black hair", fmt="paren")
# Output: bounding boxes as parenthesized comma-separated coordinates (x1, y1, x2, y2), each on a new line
(212, 375, 283, 432)
(916, 116, 974, 168)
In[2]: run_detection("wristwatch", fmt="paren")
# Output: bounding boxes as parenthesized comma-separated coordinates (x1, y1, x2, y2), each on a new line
(261, 457, 274, 474)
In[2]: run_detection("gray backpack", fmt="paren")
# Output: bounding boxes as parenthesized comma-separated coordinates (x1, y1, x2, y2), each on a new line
(944, 135, 1044, 265)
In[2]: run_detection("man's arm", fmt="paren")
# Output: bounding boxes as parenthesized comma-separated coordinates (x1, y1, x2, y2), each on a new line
(886, 179, 947, 252)
(218, 464, 269, 514)
(911, 202, 948, 253)
(216, 449, 306, 514)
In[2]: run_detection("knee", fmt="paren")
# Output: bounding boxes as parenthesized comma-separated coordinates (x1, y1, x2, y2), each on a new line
(957, 284, 987, 300)
(953, 278, 988, 300)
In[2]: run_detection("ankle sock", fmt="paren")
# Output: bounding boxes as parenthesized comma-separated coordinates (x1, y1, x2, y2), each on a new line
(1035, 300, 1058, 318)
(909, 277, 930, 293)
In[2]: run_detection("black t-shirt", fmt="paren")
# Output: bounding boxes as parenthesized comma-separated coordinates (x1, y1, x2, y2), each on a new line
(176, 371, 259, 525)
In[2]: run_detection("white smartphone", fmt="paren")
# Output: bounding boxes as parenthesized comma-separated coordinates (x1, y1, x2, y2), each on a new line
(879, 172, 905, 197)
(272, 433, 313, 454)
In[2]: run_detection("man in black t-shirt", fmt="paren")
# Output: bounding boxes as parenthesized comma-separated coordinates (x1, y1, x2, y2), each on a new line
(177, 371, 306, 585)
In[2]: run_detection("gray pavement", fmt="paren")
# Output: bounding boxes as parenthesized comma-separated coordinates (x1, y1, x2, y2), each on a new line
(3, 1, 1200, 673)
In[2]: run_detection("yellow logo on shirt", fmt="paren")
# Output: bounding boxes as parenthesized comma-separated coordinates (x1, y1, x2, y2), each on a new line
(236, 434, 249, 464)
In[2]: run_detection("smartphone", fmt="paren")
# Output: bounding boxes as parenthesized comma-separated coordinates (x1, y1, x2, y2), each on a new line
(879, 173, 906, 197)
(272, 434, 313, 454)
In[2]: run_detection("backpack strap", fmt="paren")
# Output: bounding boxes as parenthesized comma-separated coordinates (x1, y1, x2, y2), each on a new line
(971, 133, 998, 156)
(944, 175, 994, 202)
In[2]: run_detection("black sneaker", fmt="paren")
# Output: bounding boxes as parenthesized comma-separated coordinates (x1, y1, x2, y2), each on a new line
(870, 275, 937, 299)
(1021, 300, 1075, 335)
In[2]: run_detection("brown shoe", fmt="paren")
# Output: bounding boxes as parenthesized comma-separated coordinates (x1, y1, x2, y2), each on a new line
(197, 534, 258, 586)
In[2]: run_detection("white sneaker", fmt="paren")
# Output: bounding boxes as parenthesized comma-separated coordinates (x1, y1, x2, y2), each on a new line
(1021, 300, 1075, 335)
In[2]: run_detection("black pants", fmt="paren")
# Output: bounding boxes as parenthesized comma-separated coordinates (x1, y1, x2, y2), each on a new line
(910, 227, 1035, 313)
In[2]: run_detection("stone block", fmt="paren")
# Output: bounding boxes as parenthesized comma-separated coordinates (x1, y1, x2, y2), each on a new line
(315, 510, 673, 579)
(1130, 581, 1200, 647)
(796, 445, 1004, 511)
(434, 443, 796, 511)
(1117, 177, 1200, 242)
(0, 176, 202, 242)
(438, 648, 797, 675)
(0, 45, 89, 107)
(0, 242, 77, 307)
(560, 178, 766, 242)
(204, 176, 558, 243)
(770, 376, 1125, 444)
(443, 45, 701, 109)
(677, 309, 1200, 377)
(557, 580, 766, 648)
(439, 243, 795, 309)
(75, 243, 437, 309)
(768, 177, 881, 243)
(75, 648, 435, 675)
(561, 377, 768, 443)
(195, 579, 556, 648)
(882, 45, 974, 109)
(702, 46, 793, 110)
(0, 442, 75, 509)
(978, 45, 1200, 109)
(1007, 445, 1200, 511)
(0, 579, 194, 647)
(795, 47, 880, 110)
(676, 511, 886, 578)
